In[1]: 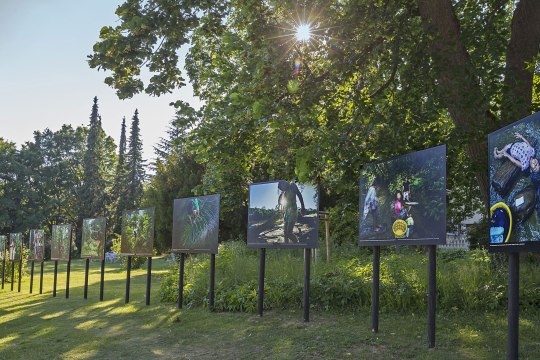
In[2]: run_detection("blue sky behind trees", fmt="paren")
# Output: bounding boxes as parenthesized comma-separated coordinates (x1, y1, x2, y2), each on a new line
(0, 0, 201, 160)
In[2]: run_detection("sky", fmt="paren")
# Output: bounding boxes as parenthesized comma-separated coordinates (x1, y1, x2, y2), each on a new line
(249, 182, 318, 210)
(0, 0, 201, 162)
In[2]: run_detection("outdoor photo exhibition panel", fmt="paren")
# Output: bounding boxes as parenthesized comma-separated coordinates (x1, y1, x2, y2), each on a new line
(172, 195, 220, 311)
(121, 208, 155, 305)
(172, 194, 220, 254)
(358, 145, 447, 246)
(9, 233, 23, 262)
(29, 229, 45, 294)
(81, 217, 107, 300)
(81, 217, 106, 259)
(489, 111, 540, 252)
(51, 224, 72, 298)
(358, 145, 447, 348)
(51, 225, 72, 261)
(488, 111, 540, 358)
(247, 181, 319, 322)
(121, 208, 155, 256)
(29, 229, 45, 262)
(9, 233, 23, 292)
(248, 181, 319, 249)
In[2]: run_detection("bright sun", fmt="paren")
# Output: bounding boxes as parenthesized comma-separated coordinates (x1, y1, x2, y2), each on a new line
(295, 24, 312, 42)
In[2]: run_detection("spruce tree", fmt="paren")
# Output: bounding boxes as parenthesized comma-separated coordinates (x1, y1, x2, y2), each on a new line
(125, 109, 145, 209)
(112, 117, 128, 234)
(81, 97, 107, 218)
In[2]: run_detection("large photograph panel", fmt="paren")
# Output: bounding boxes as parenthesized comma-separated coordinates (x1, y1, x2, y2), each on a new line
(29, 229, 45, 261)
(81, 217, 106, 259)
(358, 145, 447, 246)
(248, 181, 319, 249)
(489, 112, 540, 252)
(172, 195, 220, 253)
(9, 233, 23, 261)
(121, 208, 155, 256)
(51, 224, 72, 261)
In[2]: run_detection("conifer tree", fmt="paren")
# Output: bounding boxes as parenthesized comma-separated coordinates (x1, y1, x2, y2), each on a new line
(81, 97, 107, 218)
(125, 109, 145, 209)
(112, 117, 128, 234)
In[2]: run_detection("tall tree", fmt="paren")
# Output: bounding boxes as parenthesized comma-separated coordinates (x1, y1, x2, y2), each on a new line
(112, 117, 129, 234)
(145, 105, 204, 251)
(125, 109, 145, 209)
(81, 97, 108, 218)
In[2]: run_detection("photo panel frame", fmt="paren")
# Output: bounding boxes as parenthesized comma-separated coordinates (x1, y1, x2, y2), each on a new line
(172, 194, 220, 254)
(358, 145, 447, 246)
(121, 208, 155, 256)
(51, 224, 72, 261)
(81, 217, 106, 259)
(247, 181, 319, 249)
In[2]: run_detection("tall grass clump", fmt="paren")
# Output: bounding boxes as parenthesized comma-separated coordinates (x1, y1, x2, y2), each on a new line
(159, 241, 540, 313)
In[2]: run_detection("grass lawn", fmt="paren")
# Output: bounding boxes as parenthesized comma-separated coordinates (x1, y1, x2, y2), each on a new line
(0, 258, 539, 359)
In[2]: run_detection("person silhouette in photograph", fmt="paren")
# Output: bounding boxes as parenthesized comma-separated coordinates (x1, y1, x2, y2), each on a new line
(277, 180, 306, 243)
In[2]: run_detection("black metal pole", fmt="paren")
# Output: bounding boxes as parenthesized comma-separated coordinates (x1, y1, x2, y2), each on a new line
(209, 253, 216, 311)
(371, 246, 380, 332)
(177, 253, 185, 309)
(146, 257, 152, 306)
(303, 248, 311, 323)
(39, 261, 44, 294)
(30, 260, 35, 293)
(508, 252, 520, 360)
(257, 248, 266, 317)
(125, 256, 132, 304)
(84, 258, 89, 299)
(428, 245, 436, 348)
(99, 259, 105, 301)
(53, 260, 58, 297)
(10, 261, 15, 291)
(1, 257, 5, 289)
(17, 260, 22, 292)
(65, 259, 71, 299)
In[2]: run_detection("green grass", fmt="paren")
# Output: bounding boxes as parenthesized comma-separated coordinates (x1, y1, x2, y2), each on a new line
(1, 258, 540, 359)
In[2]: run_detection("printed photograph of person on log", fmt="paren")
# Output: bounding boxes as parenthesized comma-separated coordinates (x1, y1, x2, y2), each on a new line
(489, 113, 540, 249)
(81, 218, 106, 259)
(51, 225, 71, 261)
(172, 195, 220, 253)
(29, 229, 45, 261)
(359, 145, 446, 245)
(248, 181, 319, 248)
(121, 208, 155, 256)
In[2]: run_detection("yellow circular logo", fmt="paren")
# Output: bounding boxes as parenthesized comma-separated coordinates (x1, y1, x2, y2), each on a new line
(392, 219, 408, 238)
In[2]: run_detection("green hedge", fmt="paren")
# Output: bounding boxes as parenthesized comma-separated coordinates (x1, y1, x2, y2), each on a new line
(159, 241, 540, 312)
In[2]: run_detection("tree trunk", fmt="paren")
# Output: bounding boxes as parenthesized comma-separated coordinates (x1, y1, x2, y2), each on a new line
(501, 0, 540, 124)
(417, 0, 495, 203)
(417, 0, 540, 204)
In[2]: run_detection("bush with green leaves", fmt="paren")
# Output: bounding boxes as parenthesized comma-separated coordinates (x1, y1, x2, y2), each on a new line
(160, 241, 540, 313)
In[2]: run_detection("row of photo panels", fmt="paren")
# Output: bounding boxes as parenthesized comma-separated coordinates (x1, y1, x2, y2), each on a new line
(0, 146, 472, 257)
(0, 209, 158, 262)
(3, 112, 540, 259)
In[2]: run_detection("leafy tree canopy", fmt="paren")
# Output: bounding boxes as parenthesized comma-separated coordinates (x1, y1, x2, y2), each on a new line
(89, 0, 540, 244)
